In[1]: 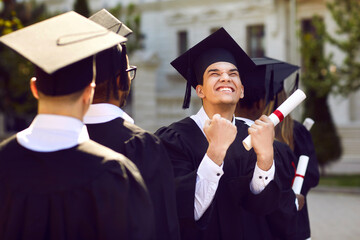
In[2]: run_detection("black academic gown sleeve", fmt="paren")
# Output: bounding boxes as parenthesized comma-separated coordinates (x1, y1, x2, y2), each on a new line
(293, 120, 320, 239)
(86, 118, 180, 240)
(0, 135, 155, 240)
(265, 141, 298, 240)
(155, 118, 281, 240)
(241, 138, 298, 240)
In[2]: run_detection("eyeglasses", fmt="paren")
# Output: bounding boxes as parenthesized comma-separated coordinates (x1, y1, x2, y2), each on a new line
(126, 65, 137, 81)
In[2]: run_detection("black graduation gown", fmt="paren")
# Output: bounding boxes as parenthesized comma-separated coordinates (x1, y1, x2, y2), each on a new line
(0, 135, 155, 240)
(155, 117, 281, 240)
(86, 117, 180, 240)
(293, 120, 320, 240)
(242, 140, 298, 240)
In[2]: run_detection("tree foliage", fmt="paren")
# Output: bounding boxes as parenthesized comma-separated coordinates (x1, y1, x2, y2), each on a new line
(326, 0, 360, 95)
(73, 0, 90, 18)
(300, 16, 342, 171)
(0, 0, 47, 131)
(108, 3, 142, 54)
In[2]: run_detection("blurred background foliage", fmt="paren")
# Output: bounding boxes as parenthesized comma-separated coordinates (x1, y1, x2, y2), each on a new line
(300, 0, 360, 173)
(0, 0, 142, 132)
(0, 0, 48, 132)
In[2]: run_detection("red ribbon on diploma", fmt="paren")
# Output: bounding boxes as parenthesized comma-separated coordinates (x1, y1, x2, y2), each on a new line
(273, 110, 285, 122)
(295, 173, 305, 179)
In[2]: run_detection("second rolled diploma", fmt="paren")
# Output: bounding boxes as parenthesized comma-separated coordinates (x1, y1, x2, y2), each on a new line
(292, 155, 310, 194)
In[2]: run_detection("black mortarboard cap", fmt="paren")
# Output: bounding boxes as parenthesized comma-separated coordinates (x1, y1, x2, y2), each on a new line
(241, 57, 280, 106)
(245, 57, 299, 104)
(0, 11, 127, 96)
(270, 59, 300, 97)
(171, 27, 256, 108)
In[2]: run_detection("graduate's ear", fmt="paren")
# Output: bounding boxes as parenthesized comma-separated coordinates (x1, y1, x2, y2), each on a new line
(82, 82, 96, 105)
(239, 85, 244, 99)
(196, 85, 205, 99)
(30, 77, 39, 99)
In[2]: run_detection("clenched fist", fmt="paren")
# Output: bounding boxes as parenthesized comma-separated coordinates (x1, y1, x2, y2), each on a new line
(248, 115, 274, 171)
(204, 114, 237, 166)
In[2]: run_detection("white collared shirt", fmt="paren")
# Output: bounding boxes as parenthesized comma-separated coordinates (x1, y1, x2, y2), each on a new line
(16, 114, 89, 152)
(191, 107, 275, 220)
(83, 103, 134, 124)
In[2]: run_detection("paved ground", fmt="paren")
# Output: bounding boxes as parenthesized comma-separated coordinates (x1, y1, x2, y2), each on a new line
(307, 189, 360, 240)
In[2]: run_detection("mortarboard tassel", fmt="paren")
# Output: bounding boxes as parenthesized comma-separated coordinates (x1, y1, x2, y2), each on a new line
(267, 69, 274, 104)
(182, 81, 192, 109)
(182, 67, 192, 109)
(291, 72, 299, 94)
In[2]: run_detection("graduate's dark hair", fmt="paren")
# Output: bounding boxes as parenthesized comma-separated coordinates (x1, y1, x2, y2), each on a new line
(94, 44, 129, 101)
(35, 56, 93, 97)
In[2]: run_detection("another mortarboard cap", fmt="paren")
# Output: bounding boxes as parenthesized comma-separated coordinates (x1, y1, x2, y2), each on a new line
(271, 61, 300, 95)
(0, 11, 127, 95)
(241, 57, 281, 107)
(246, 57, 299, 104)
(89, 9, 133, 37)
(89, 9, 132, 92)
(171, 27, 255, 108)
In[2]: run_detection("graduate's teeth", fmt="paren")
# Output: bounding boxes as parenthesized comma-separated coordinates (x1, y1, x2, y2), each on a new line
(219, 87, 232, 92)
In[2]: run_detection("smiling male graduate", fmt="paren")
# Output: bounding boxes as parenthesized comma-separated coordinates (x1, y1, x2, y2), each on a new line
(155, 28, 283, 240)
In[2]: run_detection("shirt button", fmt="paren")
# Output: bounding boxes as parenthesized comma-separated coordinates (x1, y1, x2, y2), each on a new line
(259, 176, 262, 179)
(216, 173, 220, 176)
(265, 176, 268, 180)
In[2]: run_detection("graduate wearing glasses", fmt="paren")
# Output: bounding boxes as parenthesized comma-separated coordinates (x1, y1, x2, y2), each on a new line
(84, 9, 180, 240)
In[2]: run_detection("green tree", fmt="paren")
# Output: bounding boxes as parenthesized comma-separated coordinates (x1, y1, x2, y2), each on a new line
(325, 0, 360, 95)
(73, 0, 90, 18)
(300, 16, 342, 174)
(0, 0, 47, 132)
(108, 3, 142, 54)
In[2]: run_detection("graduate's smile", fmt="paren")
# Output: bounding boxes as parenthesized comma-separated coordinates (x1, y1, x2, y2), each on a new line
(216, 86, 235, 93)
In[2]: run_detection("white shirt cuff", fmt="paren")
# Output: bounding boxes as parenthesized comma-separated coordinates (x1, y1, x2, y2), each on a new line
(250, 161, 275, 194)
(197, 154, 224, 181)
(194, 154, 224, 220)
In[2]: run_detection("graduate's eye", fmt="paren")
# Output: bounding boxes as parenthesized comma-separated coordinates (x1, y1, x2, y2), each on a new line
(210, 72, 220, 77)
(229, 72, 239, 77)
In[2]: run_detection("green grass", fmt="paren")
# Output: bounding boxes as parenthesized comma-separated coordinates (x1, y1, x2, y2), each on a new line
(319, 174, 360, 187)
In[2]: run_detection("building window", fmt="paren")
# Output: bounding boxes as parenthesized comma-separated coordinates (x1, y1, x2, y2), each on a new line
(177, 31, 188, 55)
(246, 25, 265, 57)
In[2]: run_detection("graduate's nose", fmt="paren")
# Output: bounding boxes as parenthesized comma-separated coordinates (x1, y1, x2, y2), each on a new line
(220, 73, 231, 82)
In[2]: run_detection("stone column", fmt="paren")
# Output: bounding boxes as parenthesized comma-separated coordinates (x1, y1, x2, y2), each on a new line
(349, 90, 360, 122)
(131, 50, 160, 132)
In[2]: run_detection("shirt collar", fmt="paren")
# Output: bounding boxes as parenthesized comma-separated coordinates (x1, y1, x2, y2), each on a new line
(16, 114, 89, 152)
(190, 107, 235, 136)
(83, 103, 134, 124)
(235, 117, 254, 127)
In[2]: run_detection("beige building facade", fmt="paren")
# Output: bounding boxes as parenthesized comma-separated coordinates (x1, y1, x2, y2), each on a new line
(3, 0, 360, 172)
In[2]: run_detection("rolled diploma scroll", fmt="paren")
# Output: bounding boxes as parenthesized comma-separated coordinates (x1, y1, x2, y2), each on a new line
(242, 89, 306, 151)
(303, 118, 314, 131)
(292, 155, 310, 194)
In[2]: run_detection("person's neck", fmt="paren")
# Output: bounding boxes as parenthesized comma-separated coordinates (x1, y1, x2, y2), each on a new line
(37, 101, 84, 121)
(235, 108, 260, 121)
(203, 103, 235, 121)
